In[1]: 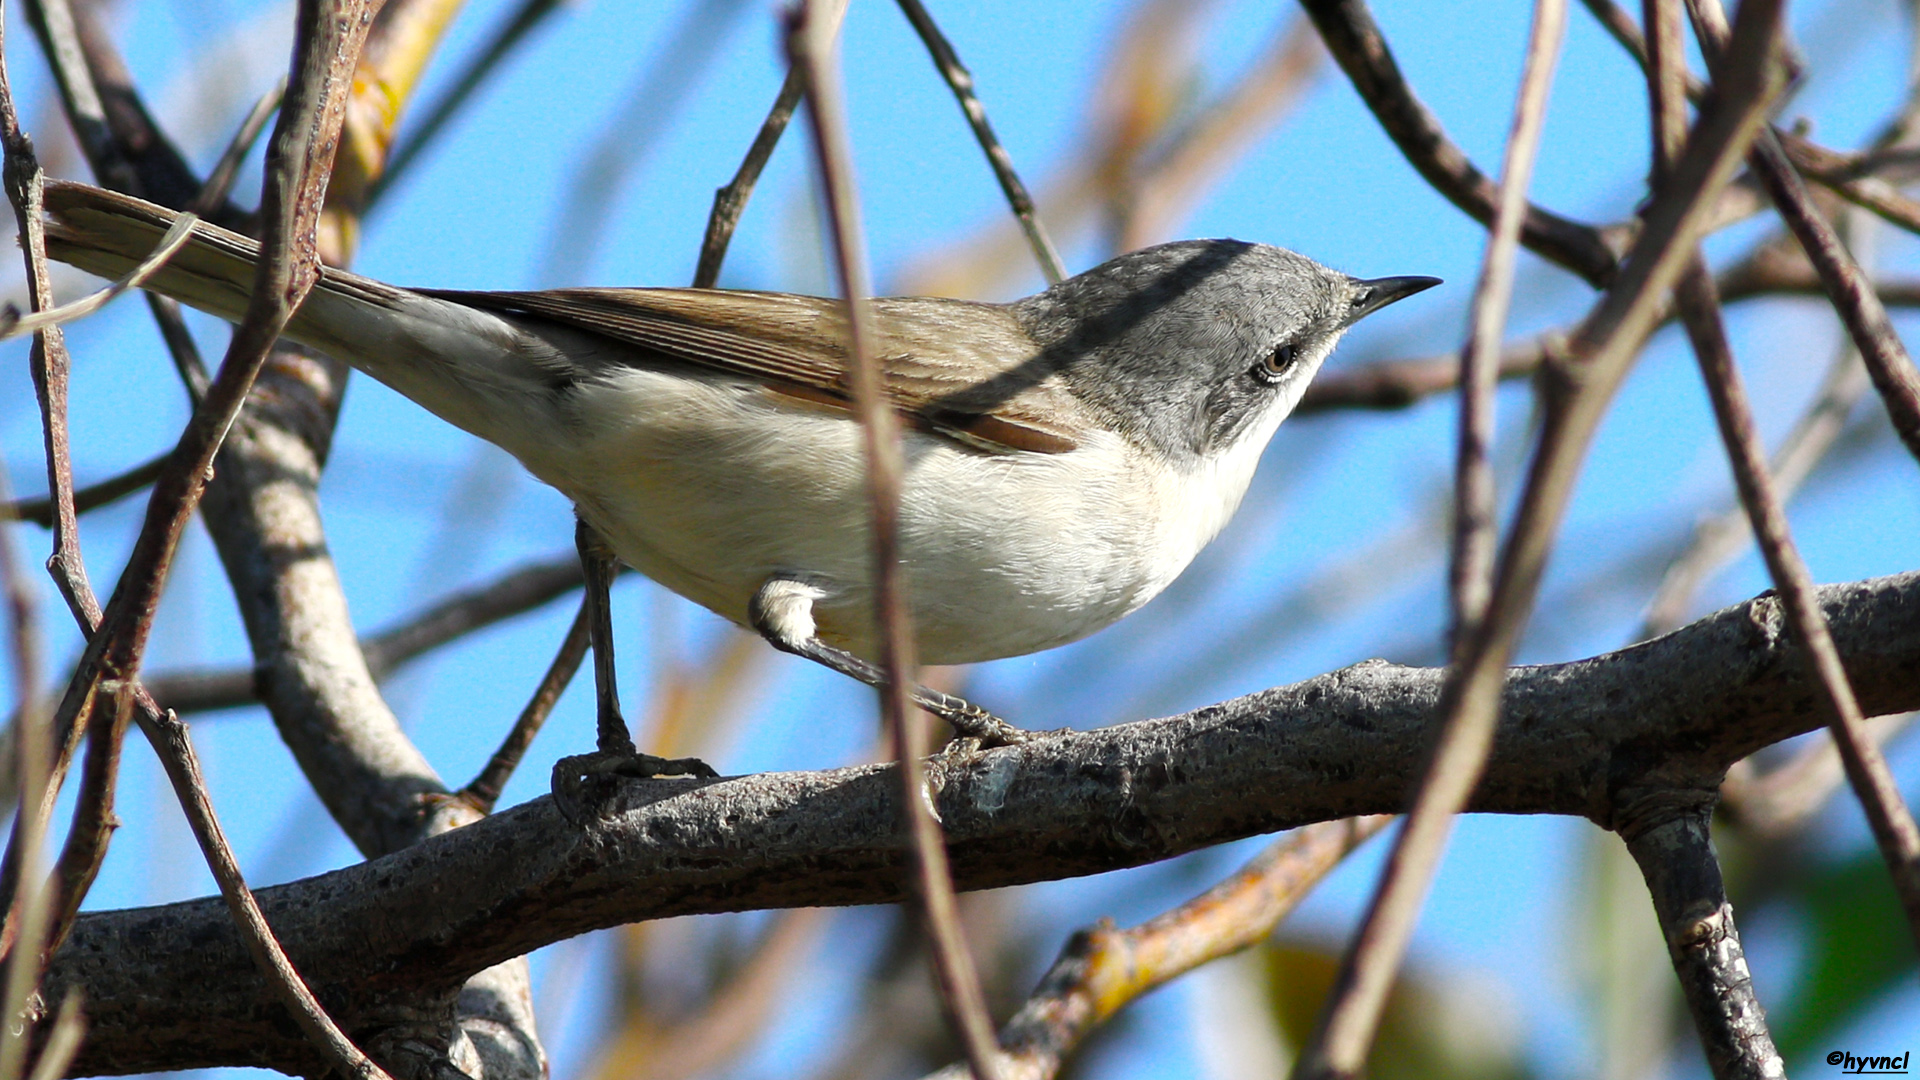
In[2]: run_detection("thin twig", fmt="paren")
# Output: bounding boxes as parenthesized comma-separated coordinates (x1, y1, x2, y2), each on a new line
(1686, 0, 1920, 943)
(1292, 4, 1568, 1075)
(1297, 0, 1622, 287)
(1721, 713, 1918, 838)
(1673, 259, 1920, 942)
(692, 68, 801, 289)
(1448, 0, 1561, 649)
(32, 2, 402, 1074)
(459, 598, 589, 812)
(3, 454, 169, 529)
(1686, 2, 1920, 468)
(0, 457, 55, 1080)
(893, 0, 1064, 283)
(925, 818, 1392, 1080)
(788, 6, 1002, 1079)
(1749, 137, 1920, 464)
(0, 0, 108, 982)
(0, 205, 202, 339)
(19, 989, 82, 1080)
(135, 705, 392, 1080)
(193, 75, 285, 218)
(1290, 4, 1781, 1068)
(1640, 280, 1871, 639)
(139, 553, 586, 715)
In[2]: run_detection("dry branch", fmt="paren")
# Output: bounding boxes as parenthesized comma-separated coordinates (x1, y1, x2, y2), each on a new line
(39, 569, 1920, 1077)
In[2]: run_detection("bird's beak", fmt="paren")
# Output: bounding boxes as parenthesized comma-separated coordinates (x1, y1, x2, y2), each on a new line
(1342, 275, 1442, 327)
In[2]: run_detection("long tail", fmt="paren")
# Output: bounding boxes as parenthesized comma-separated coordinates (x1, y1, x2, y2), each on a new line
(40, 180, 580, 457)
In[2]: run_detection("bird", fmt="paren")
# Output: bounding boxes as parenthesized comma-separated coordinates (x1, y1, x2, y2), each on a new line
(38, 179, 1438, 795)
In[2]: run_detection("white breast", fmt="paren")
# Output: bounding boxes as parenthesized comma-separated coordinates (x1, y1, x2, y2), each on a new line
(507, 367, 1279, 665)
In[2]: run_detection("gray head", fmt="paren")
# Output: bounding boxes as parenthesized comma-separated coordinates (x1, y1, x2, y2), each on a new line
(1007, 239, 1437, 463)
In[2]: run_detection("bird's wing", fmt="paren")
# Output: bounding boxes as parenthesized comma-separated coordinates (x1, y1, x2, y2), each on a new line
(418, 286, 1085, 454)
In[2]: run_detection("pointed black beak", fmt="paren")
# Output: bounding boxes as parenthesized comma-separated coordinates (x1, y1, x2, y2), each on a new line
(1343, 275, 1442, 327)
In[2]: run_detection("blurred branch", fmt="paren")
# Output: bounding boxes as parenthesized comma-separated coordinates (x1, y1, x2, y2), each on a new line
(0, 454, 54, 1080)
(789, 5, 1003, 1078)
(924, 817, 1392, 1080)
(41, 568, 1920, 1076)
(586, 909, 831, 1080)
(898, 6, 1322, 297)
(894, 0, 1064, 283)
(540, 0, 749, 284)
(140, 548, 582, 705)
(1722, 713, 1918, 838)
(1295, 2, 1568, 1073)
(1114, 15, 1323, 253)
(370, 0, 565, 207)
(1639, 317, 1869, 639)
(1297, 0, 1624, 287)
(1687, 0, 1920, 942)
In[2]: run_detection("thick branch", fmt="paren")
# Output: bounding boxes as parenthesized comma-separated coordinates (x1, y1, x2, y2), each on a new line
(44, 570, 1920, 1077)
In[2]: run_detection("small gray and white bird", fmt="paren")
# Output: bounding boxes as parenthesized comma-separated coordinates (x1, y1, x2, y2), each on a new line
(40, 180, 1435, 779)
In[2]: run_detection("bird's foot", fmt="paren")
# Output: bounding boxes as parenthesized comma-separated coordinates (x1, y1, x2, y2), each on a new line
(550, 748, 718, 825)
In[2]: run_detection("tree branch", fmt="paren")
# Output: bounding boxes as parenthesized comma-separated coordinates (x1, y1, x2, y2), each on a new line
(41, 569, 1920, 1077)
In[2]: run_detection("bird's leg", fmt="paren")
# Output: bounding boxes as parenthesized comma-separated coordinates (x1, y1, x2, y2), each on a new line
(551, 517, 717, 822)
(748, 577, 1032, 747)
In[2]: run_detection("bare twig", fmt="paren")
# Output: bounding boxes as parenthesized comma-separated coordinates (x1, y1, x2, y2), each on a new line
(459, 598, 590, 812)
(789, 5, 1001, 1078)
(18, 989, 81, 1080)
(1721, 713, 1918, 838)
(136, 705, 393, 1080)
(1622, 810, 1782, 1079)
(3, 453, 169, 529)
(0, 0, 108, 985)
(1685, 2, 1920, 468)
(1749, 134, 1920, 465)
(0, 456, 54, 1080)
(32, 2, 402, 1074)
(1639, 324, 1870, 638)
(1297, 0, 1622, 287)
(1293, 4, 1569, 1075)
(926, 818, 1392, 1080)
(140, 553, 586, 715)
(894, 0, 1064, 283)
(1673, 261, 1920, 942)
(194, 75, 285, 217)
(1686, 0, 1920, 943)
(1448, 0, 1561, 647)
(693, 68, 802, 290)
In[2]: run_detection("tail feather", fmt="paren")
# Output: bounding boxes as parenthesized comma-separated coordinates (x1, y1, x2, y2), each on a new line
(42, 180, 413, 347)
(39, 180, 587, 462)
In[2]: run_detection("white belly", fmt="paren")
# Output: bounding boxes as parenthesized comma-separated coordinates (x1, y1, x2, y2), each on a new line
(509, 368, 1265, 665)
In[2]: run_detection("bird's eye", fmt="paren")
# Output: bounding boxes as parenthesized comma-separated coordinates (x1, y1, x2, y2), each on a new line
(1254, 343, 1298, 385)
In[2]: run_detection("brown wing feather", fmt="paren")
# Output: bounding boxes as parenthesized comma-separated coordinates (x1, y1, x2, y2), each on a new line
(418, 286, 1084, 453)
